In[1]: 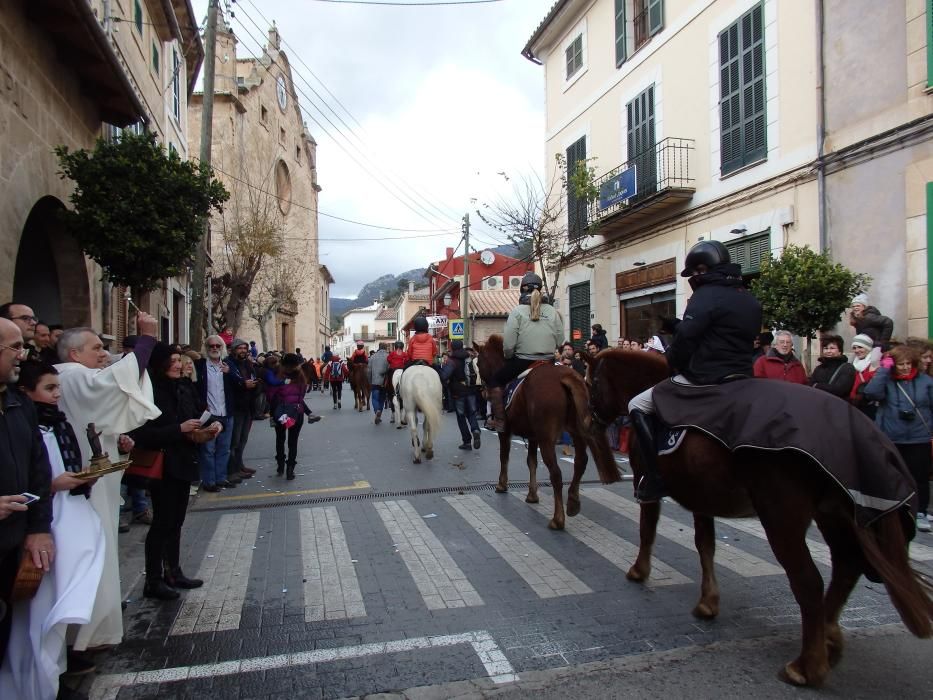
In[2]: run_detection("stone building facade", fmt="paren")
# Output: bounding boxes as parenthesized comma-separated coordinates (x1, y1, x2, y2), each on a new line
(188, 18, 327, 355)
(1, 0, 202, 345)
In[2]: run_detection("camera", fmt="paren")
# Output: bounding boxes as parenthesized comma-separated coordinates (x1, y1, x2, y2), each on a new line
(898, 409, 916, 422)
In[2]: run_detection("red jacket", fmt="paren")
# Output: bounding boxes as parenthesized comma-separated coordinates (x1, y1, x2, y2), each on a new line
(350, 348, 368, 364)
(753, 353, 808, 384)
(387, 350, 407, 371)
(406, 333, 437, 363)
(323, 359, 346, 382)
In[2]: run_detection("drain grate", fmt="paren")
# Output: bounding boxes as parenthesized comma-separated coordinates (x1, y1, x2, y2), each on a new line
(189, 479, 610, 513)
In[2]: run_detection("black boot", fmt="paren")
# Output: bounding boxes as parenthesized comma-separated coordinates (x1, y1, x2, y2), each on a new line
(164, 566, 203, 589)
(630, 409, 666, 503)
(143, 578, 179, 600)
(286, 461, 296, 480)
(486, 387, 507, 433)
(276, 457, 285, 476)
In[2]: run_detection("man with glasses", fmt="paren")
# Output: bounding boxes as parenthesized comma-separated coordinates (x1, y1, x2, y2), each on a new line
(195, 336, 236, 491)
(0, 303, 38, 360)
(0, 317, 53, 666)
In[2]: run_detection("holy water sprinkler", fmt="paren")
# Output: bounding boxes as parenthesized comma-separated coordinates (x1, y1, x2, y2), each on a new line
(124, 289, 142, 315)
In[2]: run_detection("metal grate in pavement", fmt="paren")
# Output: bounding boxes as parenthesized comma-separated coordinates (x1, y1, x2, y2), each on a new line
(189, 479, 611, 513)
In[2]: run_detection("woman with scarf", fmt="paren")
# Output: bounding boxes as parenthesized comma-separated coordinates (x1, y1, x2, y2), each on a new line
(864, 345, 933, 533)
(3, 362, 104, 698)
(266, 353, 320, 479)
(129, 343, 221, 600)
(849, 333, 879, 418)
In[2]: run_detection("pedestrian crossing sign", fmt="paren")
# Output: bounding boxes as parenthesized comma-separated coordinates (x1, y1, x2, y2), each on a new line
(450, 320, 464, 340)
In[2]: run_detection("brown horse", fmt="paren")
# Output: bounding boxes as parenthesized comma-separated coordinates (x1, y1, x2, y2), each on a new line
(348, 362, 370, 412)
(584, 348, 933, 686)
(475, 335, 621, 530)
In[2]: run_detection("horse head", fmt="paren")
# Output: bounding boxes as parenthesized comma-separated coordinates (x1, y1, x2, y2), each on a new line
(583, 349, 669, 425)
(474, 335, 504, 387)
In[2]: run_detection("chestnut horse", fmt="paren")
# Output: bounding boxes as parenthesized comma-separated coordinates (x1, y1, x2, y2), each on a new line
(584, 348, 933, 686)
(348, 362, 370, 412)
(475, 335, 621, 530)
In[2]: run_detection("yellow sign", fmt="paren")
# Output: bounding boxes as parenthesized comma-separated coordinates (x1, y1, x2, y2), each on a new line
(449, 319, 464, 340)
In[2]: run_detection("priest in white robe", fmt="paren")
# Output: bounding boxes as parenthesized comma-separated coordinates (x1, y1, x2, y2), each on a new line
(54, 313, 161, 651)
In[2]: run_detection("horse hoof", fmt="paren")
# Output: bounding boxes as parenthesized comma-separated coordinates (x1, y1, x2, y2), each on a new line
(778, 659, 827, 688)
(566, 499, 581, 517)
(691, 602, 719, 620)
(495, 485, 508, 493)
(626, 566, 647, 583)
(413, 458, 421, 465)
(826, 626, 844, 667)
(547, 519, 564, 531)
(425, 450, 433, 460)
(525, 494, 539, 504)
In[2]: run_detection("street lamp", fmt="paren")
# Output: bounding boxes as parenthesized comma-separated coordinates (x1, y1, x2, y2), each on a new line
(443, 292, 452, 308)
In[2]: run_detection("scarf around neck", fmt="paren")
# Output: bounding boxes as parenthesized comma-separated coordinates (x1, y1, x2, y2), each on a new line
(895, 368, 919, 382)
(35, 402, 90, 498)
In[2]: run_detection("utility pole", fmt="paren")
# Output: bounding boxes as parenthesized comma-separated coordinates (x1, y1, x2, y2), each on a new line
(461, 213, 471, 348)
(189, 0, 220, 349)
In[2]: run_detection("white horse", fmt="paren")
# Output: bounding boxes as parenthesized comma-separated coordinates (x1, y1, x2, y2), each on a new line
(391, 369, 405, 428)
(397, 365, 443, 464)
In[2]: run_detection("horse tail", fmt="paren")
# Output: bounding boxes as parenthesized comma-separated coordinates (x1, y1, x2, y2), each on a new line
(420, 374, 443, 439)
(854, 511, 933, 638)
(529, 289, 542, 321)
(560, 372, 621, 484)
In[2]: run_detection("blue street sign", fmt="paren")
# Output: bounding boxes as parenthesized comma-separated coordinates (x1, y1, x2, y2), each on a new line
(449, 320, 464, 340)
(598, 165, 637, 210)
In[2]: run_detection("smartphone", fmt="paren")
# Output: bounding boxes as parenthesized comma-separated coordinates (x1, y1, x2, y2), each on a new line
(20, 492, 40, 506)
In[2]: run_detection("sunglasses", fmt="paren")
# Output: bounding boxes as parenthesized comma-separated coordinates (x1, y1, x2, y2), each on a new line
(207, 344, 223, 349)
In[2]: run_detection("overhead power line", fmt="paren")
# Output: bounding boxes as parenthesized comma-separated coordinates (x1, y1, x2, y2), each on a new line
(306, 0, 504, 6)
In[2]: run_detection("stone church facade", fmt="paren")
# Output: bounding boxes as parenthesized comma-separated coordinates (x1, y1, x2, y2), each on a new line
(188, 19, 326, 355)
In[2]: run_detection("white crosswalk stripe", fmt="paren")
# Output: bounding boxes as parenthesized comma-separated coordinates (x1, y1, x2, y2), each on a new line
(444, 494, 592, 598)
(375, 500, 483, 609)
(300, 507, 366, 621)
(170, 512, 260, 636)
(583, 489, 784, 577)
(509, 491, 691, 586)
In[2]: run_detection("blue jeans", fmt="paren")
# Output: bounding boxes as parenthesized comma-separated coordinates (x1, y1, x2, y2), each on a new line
(200, 415, 233, 485)
(371, 387, 384, 412)
(454, 394, 480, 443)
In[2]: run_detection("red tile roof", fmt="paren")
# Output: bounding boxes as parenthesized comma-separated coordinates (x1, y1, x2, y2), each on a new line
(375, 307, 396, 321)
(468, 290, 519, 318)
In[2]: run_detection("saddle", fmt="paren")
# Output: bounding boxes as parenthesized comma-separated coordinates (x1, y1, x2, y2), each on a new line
(504, 361, 551, 411)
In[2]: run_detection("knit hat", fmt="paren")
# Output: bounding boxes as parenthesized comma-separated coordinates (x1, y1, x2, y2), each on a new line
(851, 293, 869, 307)
(231, 338, 249, 350)
(851, 334, 874, 351)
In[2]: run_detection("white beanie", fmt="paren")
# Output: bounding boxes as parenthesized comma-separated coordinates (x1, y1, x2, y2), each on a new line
(852, 293, 869, 306)
(851, 333, 874, 351)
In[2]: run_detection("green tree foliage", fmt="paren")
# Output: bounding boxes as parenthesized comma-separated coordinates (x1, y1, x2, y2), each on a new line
(55, 133, 228, 291)
(751, 245, 870, 368)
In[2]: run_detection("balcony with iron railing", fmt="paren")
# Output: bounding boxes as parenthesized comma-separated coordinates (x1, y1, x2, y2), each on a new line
(587, 137, 695, 236)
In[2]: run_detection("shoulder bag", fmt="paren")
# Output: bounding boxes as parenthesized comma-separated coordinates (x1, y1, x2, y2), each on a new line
(127, 448, 164, 480)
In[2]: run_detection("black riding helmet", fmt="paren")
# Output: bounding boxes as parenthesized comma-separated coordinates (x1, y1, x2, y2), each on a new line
(394, 341, 404, 349)
(413, 316, 429, 333)
(680, 240, 730, 277)
(519, 272, 543, 294)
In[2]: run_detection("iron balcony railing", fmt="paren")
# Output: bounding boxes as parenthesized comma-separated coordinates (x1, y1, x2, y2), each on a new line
(588, 137, 695, 225)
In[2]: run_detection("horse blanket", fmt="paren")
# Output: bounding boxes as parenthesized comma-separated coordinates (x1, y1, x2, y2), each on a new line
(504, 361, 551, 411)
(653, 377, 917, 528)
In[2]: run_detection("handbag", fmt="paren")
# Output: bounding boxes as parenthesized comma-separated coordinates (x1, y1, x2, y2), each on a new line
(185, 427, 217, 445)
(11, 553, 44, 601)
(126, 448, 164, 480)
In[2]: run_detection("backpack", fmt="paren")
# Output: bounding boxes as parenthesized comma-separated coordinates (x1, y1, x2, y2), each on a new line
(329, 360, 343, 380)
(463, 358, 478, 388)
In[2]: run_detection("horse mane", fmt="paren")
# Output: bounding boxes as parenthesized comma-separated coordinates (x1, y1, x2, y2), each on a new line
(601, 348, 670, 381)
(484, 334, 504, 356)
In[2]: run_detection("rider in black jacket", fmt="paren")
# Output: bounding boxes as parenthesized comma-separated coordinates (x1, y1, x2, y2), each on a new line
(628, 241, 762, 502)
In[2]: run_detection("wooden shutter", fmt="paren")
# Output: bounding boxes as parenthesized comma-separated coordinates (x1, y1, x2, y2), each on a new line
(566, 137, 588, 241)
(615, 0, 626, 67)
(720, 3, 766, 175)
(648, 0, 663, 37)
(627, 85, 656, 198)
(568, 282, 591, 350)
(726, 232, 770, 275)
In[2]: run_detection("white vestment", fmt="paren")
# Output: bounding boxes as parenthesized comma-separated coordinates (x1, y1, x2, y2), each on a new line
(0, 431, 106, 699)
(55, 353, 160, 650)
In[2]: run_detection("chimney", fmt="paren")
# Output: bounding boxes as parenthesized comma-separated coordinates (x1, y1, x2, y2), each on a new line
(446, 247, 453, 260)
(408, 281, 415, 294)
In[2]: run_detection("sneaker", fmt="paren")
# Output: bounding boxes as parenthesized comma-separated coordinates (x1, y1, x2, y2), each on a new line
(458, 443, 473, 451)
(201, 484, 221, 493)
(237, 470, 254, 479)
(240, 466, 257, 475)
(218, 480, 238, 489)
(917, 514, 932, 533)
(226, 474, 243, 485)
(472, 430, 481, 449)
(308, 415, 322, 424)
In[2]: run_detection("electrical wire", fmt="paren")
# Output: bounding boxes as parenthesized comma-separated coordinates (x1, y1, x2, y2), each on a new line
(306, 0, 504, 5)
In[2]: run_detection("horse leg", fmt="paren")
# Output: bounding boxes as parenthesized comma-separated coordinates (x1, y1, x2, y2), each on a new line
(814, 512, 862, 667)
(423, 407, 434, 461)
(627, 501, 660, 583)
(752, 475, 828, 687)
(408, 408, 421, 464)
(566, 433, 589, 517)
(495, 433, 511, 493)
(524, 439, 539, 504)
(692, 514, 720, 619)
(539, 439, 565, 531)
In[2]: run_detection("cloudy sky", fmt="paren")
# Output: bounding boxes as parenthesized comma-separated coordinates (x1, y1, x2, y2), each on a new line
(191, 0, 548, 298)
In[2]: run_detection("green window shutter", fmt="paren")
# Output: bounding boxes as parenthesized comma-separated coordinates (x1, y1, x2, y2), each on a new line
(726, 232, 769, 275)
(615, 0, 627, 67)
(719, 3, 766, 175)
(568, 282, 591, 351)
(152, 43, 159, 74)
(134, 0, 143, 34)
(566, 137, 588, 241)
(648, 0, 664, 36)
(565, 35, 583, 80)
(626, 85, 657, 198)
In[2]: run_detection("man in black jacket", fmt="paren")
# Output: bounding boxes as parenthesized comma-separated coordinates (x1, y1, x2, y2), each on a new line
(0, 317, 53, 664)
(442, 340, 481, 450)
(628, 241, 762, 502)
(224, 339, 258, 482)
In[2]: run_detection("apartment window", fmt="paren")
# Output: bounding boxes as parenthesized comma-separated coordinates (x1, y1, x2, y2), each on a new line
(568, 283, 591, 351)
(634, 0, 663, 51)
(260, 104, 268, 123)
(726, 231, 770, 276)
(719, 3, 766, 176)
(565, 34, 584, 80)
(565, 136, 588, 241)
(134, 0, 143, 34)
(168, 143, 177, 156)
(626, 85, 657, 198)
(387, 322, 397, 337)
(361, 325, 369, 339)
(171, 49, 180, 121)
(296, 145, 301, 162)
(614, 0, 626, 67)
(151, 42, 160, 76)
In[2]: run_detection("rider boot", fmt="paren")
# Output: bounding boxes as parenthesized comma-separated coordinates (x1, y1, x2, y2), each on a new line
(486, 387, 507, 433)
(630, 409, 667, 503)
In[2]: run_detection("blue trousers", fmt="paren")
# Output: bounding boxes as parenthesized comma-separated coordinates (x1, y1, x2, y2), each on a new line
(371, 387, 384, 412)
(200, 415, 233, 485)
(454, 393, 480, 443)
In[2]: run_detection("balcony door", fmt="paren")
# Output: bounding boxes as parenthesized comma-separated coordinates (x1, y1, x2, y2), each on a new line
(626, 85, 656, 199)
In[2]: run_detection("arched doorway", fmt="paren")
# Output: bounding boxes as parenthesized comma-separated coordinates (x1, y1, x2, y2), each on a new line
(13, 196, 91, 327)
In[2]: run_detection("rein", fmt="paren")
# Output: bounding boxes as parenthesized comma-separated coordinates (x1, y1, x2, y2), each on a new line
(587, 363, 616, 428)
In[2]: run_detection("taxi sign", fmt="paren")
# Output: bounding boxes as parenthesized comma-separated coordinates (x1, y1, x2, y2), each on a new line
(426, 315, 447, 329)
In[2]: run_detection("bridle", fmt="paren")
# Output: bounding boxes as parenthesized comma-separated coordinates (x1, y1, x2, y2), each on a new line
(586, 359, 616, 429)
